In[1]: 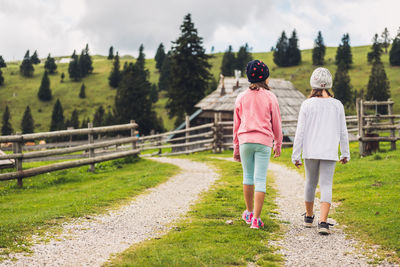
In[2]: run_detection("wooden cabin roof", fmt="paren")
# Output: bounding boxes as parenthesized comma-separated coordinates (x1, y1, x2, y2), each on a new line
(195, 77, 306, 138)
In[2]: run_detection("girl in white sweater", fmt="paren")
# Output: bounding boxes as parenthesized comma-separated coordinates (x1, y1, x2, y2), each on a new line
(292, 67, 350, 235)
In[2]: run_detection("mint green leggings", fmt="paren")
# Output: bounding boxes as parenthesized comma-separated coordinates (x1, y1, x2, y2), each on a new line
(239, 143, 272, 193)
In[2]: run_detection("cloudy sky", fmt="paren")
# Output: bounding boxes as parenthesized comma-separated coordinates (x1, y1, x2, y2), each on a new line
(1, 0, 399, 61)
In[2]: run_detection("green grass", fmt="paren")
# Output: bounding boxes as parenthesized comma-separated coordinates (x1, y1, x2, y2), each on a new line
(0, 56, 175, 133)
(105, 153, 282, 266)
(0, 157, 178, 257)
(271, 143, 400, 262)
(1, 45, 399, 134)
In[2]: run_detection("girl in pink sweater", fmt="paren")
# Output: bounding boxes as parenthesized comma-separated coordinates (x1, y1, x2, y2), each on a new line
(233, 60, 283, 229)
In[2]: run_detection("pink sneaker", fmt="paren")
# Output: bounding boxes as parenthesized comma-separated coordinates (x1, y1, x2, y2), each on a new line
(250, 217, 264, 229)
(242, 210, 253, 224)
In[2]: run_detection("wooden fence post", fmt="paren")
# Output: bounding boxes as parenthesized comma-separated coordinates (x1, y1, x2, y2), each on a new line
(67, 127, 73, 147)
(88, 123, 95, 172)
(213, 113, 218, 153)
(218, 112, 222, 152)
(12, 133, 23, 187)
(388, 99, 396, 150)
(358, 99, 366, 156)
(130, 120, 137, 150)
(185, 115, 190, 153)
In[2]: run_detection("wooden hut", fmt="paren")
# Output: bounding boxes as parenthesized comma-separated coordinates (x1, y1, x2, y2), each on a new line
(194, 77, 305, 140)
(169, 77, 306, 151)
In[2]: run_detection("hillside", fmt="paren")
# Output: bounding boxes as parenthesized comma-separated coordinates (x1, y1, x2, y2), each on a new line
(0, 45, 399, 133)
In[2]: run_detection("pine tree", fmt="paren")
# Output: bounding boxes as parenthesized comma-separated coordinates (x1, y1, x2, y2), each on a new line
(312, 31, 326, 65)
(80, 117, 90, 129)
(150, 84, 158, 103)
(67, 109, 80, 129)
(367, 60, 390, 113)
(155, 43, 166, 71)
(0, 55, 6, 68)
(44, 53, 57, 74)
(273, 31, 289, 67)
(82, 44, 93, 76)
(114, 46, 161, 134)
(20, 50, 34, 77)
(332, 63, 353, 107)
(68, 50, 81, 81)
(389, 28, 400, 66)
(103, 109, 115, 126)
(236, 43, 252, 74)
(38, 71, 52, 101)
(136, 44, 145, 71)
(50, 99, 65, 131)
(335, 33, 353, 68)
(79, 83, 86, 98)
(1, 105, 13, 135)
(166, 14, 212, 120)
(21, 105, 34, 134)
(123, 61, 128, 73)
(367, 34, 383, 64)
(31, 50, 40, 64)
(221, 45, 236, 76)
(108, 52, 121, 88)
(0, 69, 4, 86)
(381, 27, 391, 54)
(108, 46, 114, 60)
(93, 106, 105, 127)
(60, 72, 65, 83)
(158, 53, 171, 91)
(288, 30, 301, 66)
(78, 50, 86, 77)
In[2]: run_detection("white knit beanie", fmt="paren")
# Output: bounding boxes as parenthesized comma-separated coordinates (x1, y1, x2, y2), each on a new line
(310, 67, 332, 89)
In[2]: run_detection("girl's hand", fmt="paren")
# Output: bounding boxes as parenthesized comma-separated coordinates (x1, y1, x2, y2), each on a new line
(339, 157, 348, 164)
(294, 160, 302, 168)
(273, 148, 281, 158)
(233, 154, 241, 162)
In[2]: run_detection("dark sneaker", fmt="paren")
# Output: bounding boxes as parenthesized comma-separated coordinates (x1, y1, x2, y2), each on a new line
(303, 213, 315, 228)
(318, 222, 334, 235)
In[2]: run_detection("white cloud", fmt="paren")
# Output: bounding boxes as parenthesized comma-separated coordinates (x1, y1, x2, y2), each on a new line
(0, 0, 399, 61)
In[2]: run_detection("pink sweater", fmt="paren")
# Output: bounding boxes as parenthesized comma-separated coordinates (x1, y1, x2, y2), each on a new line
(233, 88, 283, 156)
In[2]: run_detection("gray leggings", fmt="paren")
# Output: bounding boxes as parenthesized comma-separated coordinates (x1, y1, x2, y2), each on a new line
(304, 159, 336, 203)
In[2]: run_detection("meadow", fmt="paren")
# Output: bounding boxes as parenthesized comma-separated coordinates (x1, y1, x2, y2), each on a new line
(0, 157, 178, 257)
(0, 45, 399, 134)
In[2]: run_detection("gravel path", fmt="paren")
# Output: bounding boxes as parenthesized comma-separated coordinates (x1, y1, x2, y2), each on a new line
(215, 157, 390, 267)
(1, 157, 218, 267)
(267, 162, 373, 267)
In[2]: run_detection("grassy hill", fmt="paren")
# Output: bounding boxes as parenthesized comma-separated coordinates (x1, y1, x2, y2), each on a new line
(0, 45, 399, 134)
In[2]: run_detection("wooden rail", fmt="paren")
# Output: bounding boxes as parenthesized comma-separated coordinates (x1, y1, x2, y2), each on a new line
(0, 121, 138, 186)
(357, 98, 399, 156)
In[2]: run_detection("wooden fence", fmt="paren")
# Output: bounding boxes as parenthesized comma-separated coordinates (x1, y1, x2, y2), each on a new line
(0, 121, 139, 186)
(137, 113, 360, 157)
(0, 108, 390, 185)
(357, 98, 400, 156)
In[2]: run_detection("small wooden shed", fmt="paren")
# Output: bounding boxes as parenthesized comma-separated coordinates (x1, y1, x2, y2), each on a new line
(169, 77, 306, 152)
(193, 77, 306, 141)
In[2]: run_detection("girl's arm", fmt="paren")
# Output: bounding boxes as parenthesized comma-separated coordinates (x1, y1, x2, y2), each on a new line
(233, 102, 241, 156)
(271, 96, 283, 156)
(291, 102, 306, 164)
(339, 104, 350, 161)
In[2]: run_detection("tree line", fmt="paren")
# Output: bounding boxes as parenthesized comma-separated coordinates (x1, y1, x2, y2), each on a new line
(2, 20, 400, 135)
